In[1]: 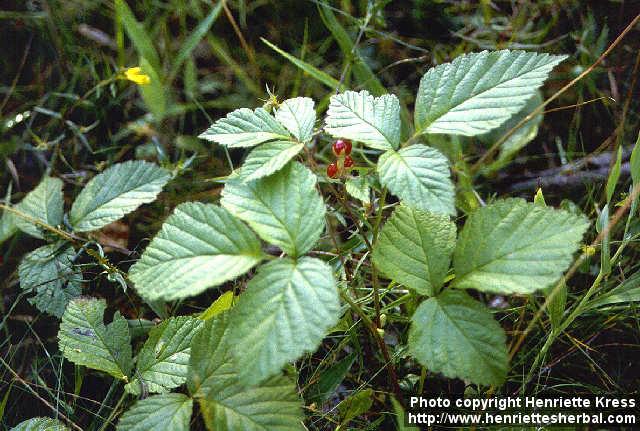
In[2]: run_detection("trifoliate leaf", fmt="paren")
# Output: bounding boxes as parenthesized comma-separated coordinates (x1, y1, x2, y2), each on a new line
(229, 257, 340, 384)
(453, 198, 588, 294)
(238, 141, 304, 182)
(221, 162, 325, 257)
(125, 316, 203, 395)
(198, 107, 290, 147)
(58, 297, 132, 380)
(325, 90, 400, 151)
(275, 97, 316, 143)
(408, 290, 508, 386)
(10, 417, 69, 431)
(18, 243, 82, 318)
(117, 394, 192, 431)
(373, 205, 455, 296)
(128, 203, 263, 301)
(345, 176, 370, 203)
(15, 176, 64, 239)
(415, 50, 566, 136)
(187, 315, 304, 431)
(70, 160, 171, 232)
(377, 144, 455, 215)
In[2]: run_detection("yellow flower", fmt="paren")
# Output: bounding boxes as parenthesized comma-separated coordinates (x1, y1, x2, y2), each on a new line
(124, 67, 151, 85)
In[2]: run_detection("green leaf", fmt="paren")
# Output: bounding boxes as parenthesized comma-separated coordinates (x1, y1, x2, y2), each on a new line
(479, 92, 543, 174)
(229, 257, 340, 384)
(596, 203, 611, 275)
(198, 107, 290, 148)
(10, 417, 69, 431)
(415, 50, 566, 136)
(547, 279, 567, 331)
(114, 0, 161, 72)
(125, 316, 203, 395)
(261, 38, 343, 91)
(0, 185, 17, 245)
(317, 4, 386, 96)
(238, 141, 304, 182)
(15, 176, 64, 239)
(187, 315, 304, 431)
(453, 198, 588, 294)
(630, 131, 640, 187)
(275, 97, 316, 143)
(139, 57, 167, 121)
(222, 162, 325, 257)
(377, 144, 455, 215)
(606, 145, 622, 203)
(70, 160, 171, 232)
(128, 202, 263, 301)
(58, 297, 133, 380)
(392, 397, 420, 431)
(199, 291, 236, 320)
(345, 176, 370, 203)
(337, 388, 374, 425)
(117, 394, 192, 431)
(325, 90, 400, 151)
(534, 187, 547, 206)
(170, 2, 223, 79)
(306, 353, 356, 404)
(373, 205, 455, 296)
(408, 290, 508, 386)
(187, 315, 230, 398)
(587, 271, 640, 309)
(18, 243, 82, 318)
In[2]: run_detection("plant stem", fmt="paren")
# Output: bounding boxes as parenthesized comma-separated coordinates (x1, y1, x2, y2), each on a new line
(340, 290, 403, 404)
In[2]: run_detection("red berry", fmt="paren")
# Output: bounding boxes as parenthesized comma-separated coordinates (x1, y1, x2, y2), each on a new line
(327, 162, 338, 178)
(343, 139, 352, 155)
(344, 155, 354, 168)
(332, 139, 352, 156)
(332, 140, 346, 156)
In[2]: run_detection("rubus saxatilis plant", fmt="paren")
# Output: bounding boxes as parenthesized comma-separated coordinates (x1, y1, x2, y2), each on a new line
(5, 50, 592, 430)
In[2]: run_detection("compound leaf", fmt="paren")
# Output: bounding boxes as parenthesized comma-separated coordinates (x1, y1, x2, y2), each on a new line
(221, 162, 325, 257)
(229, 257, 340, 384)
(415, 50, 566, 136)
(18, 243, 82, 318)
(187, 315, 304, 431)
(58, 297, 132, 380)
(70, 160, 171, 232)
(275, 97, 316, 143)
(453, 198, 588, 294)
(128, 202, 263, 301)
(373, 205, 455, 296)
(408, 290, 508, 386)
(125, 316, 203, 395)
(117, 394, 192, 431)
(10, 418, 69, 431)
(15, 177, 64, 239)
(198, 107, 290, 148)
(238, 141, 304, 182)
(324, 90, 400, 151)
(377, 144, 455, 215)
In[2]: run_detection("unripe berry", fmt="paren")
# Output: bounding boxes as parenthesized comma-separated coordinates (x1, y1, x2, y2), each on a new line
(344, 155, 354, 168)
(332, 139, 352, 156)
(327, 162, 338, 178)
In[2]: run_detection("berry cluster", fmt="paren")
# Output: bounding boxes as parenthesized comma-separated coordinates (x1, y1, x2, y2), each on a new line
(326, 139, 354, 178)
